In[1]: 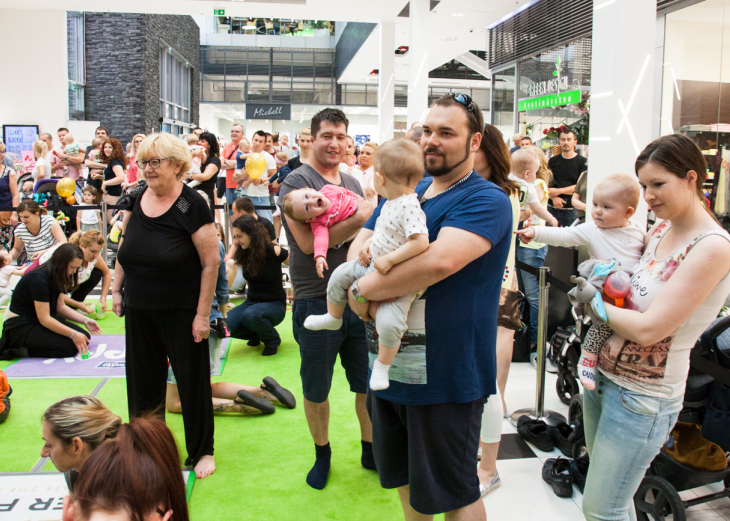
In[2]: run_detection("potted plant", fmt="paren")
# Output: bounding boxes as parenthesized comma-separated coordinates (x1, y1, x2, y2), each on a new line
(311, 21, 328, 37)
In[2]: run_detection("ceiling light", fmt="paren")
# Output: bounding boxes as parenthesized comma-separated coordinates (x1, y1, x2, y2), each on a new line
(452, 13, 463, 16)
(439, 37, 459, 41)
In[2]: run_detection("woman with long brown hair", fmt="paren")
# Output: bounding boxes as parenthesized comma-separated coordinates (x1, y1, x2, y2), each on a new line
(62, 416, 189, 521)
(227, 215, 289, 356)
(472, 123, 521, 496)
(10, 200, 67, 266)
(0, 244, 102, 360)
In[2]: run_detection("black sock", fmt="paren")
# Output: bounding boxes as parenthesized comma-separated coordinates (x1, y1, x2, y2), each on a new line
(247, 335, 260, 346)
(361, 440, 376, 470)
(306, 442, 331, 490)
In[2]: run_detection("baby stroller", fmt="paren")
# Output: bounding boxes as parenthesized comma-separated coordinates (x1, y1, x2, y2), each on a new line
(630, 315, 730, 520)
(553, 307, 589, 406)
(33, 178, 82, 237)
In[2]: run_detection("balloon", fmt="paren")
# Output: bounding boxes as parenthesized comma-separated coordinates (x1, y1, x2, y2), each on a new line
(56, 177, 76, 198)
(246, 153, 268, 180)
(66, 195, 76, 205)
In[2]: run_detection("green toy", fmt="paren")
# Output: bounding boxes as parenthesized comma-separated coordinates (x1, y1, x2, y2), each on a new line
(94, 301, 105, 320)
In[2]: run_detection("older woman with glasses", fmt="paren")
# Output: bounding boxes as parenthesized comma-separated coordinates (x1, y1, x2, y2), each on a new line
(113, 132, 219, 480)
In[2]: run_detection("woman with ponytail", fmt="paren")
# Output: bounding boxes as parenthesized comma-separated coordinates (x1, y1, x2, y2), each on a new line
(581, 133, 730, 520)
(62, 416, 188, 521)
(64, 230, 111, 314)
(41, 396, 122, 492)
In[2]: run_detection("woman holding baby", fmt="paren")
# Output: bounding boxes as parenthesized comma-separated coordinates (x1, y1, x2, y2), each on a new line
(579, 134, 730, 520)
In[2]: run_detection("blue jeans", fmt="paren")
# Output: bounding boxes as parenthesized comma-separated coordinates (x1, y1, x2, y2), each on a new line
(246, 195, 273, 222)
(225, 187, 239, 215)
(516, 244, 548, 346)
(548, 206, 579, 227)
(227, 299, 286, 348)
(582, 372, 682, 521)
(209, 241, 229, 322)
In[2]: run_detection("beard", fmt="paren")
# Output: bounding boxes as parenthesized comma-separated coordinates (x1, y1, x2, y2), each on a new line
(424, 138, 471, 177)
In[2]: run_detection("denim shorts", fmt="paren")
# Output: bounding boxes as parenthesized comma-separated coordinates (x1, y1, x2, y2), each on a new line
(167, 334, 222, 385)
(292, 298, 368, 403)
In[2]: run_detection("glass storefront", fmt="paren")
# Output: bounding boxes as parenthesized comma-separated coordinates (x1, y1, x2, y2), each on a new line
(491, 67, 516, 138)
(660, 0, 730, 222)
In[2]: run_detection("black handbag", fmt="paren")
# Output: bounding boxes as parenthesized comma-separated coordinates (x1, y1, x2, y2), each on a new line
(511, 294, 531, 363)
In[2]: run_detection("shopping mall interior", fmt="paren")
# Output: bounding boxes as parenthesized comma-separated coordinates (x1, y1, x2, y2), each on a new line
(1, 0, 730, 520)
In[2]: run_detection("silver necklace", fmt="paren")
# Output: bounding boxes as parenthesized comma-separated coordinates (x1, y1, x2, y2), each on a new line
(421, 170, 473, 202)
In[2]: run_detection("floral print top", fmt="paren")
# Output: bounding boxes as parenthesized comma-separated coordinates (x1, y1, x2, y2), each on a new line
(598, 220, 730, 399)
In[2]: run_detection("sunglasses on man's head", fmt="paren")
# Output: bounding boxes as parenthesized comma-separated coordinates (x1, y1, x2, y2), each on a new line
(442, 93, 476, 114)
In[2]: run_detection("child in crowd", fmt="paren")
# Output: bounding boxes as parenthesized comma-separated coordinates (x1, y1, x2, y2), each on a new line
(187, 134, 206, 175)
(0, 250, 24, 308)
(268, 151, 292, 195)
(511, 148, 558, 228)
(54, 133, 82, 180)
(77, 186, 102, 233)
(210, 222, 229, 332)
(235, 139, 252, 192)
(108, 210, 124, 243)
(516, 173, 645, 389)
(20, 180, 34, 201)
(302, 139, 429, 390)
(281, 185, 363, 279)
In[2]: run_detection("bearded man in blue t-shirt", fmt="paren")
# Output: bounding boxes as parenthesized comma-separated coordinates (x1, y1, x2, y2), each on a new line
(348, 94, 512, 519)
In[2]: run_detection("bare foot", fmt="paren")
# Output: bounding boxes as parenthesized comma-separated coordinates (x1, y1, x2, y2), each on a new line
(259, 388, 278, 402)
(194, 455, 216, 479)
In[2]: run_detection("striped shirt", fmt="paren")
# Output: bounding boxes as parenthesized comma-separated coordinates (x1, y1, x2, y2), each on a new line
(15, 215, 57, 256)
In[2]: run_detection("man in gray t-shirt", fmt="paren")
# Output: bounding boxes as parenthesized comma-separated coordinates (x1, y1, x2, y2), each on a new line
(277, 108, 374, 491)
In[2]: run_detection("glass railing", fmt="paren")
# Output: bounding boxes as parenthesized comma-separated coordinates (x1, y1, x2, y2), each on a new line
(214, 19, 335, 37)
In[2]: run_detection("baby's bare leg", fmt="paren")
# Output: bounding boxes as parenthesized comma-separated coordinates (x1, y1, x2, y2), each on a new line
(327, 301, 346, 320)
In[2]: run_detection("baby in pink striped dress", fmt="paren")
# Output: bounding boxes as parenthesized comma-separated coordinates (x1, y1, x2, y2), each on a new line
(281, 185, 363, 277)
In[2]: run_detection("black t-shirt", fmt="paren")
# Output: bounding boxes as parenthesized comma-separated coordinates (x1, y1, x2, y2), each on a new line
(104, 159, 124, 197)
(287, 156, 303, 172)
(9, 265, 59, 319)
(199, 156, 221, 194)
(547, 153, 587, 208)
(241, 244, 288, 304)
(258, 216, 276, 242)
(117, 184, 214, 310)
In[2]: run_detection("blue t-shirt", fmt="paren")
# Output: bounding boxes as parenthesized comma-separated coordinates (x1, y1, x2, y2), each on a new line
(235, 151, 246, 170)
(364, 171, 512, 406)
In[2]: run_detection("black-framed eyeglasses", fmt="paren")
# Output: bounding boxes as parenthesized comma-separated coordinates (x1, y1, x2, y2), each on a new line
(443, 92, 476, 114)
(136, 158, 173, 169)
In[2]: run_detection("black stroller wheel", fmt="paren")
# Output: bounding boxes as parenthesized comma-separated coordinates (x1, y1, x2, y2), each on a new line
(556, 373, 580, 405)
(569, 394, 583, 424)
(634, 475, 686, 521)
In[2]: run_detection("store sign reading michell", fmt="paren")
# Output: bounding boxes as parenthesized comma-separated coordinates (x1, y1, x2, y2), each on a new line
(246, 103, 292, 120)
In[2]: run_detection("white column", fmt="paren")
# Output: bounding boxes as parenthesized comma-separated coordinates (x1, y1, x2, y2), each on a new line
(587, 0, 656, 227)
(0, 10, 69, 139)
(407, 0, 430, 128)
(378, 22, 396, 143)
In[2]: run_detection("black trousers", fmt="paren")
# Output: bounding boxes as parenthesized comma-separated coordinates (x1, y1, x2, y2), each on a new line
(71, 268, 104, 302)
(125, 306, 214, 465)
(24, 315, 90, 358)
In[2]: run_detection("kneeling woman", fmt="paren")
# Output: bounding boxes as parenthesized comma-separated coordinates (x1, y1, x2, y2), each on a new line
(0, 244, 102, 360)
(227, 215, 289, 355)
(66, 230, 111, 314)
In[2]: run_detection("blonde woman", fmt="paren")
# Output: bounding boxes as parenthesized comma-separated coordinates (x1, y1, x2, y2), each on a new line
(125, 133, 146, 188)
(31, 140, 50, 182)
(113, 132, 218, 480)
(41, 395, 121, 492)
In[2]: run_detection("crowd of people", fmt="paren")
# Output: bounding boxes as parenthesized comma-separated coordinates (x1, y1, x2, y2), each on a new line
(0, 93, 728, 521)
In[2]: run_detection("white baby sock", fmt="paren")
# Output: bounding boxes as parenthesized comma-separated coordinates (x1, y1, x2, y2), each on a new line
(370, 360, 391, 390)
(303, 313, 343, 331)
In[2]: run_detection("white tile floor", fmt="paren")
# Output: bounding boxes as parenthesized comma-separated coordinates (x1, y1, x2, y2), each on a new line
(493, 362, 730, 520)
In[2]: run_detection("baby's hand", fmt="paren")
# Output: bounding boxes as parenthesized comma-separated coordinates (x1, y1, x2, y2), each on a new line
(548, 216, 559, 227)
(374, 257, 393, 275)
(315, 256, 328, 278)
(514, 227, 535, 244)
(358, 245, 372, 267)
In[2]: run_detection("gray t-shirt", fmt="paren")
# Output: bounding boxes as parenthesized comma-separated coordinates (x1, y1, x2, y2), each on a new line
(278, 163, 364, 299)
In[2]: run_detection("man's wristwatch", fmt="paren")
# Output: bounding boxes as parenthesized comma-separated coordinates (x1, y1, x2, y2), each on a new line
(351, 280, 368, 303)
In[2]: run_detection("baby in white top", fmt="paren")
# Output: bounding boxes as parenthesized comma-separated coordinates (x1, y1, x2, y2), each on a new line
(516, 173, 645, 389)
(509, 149, 559, 228)
(303, 139, 429, 391)
(0, 250, 23, 308)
